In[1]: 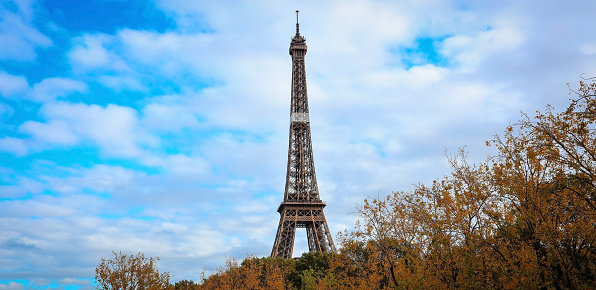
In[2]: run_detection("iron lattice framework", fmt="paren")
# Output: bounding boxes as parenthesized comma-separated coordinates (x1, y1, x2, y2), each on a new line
(271, 11, 337, 259)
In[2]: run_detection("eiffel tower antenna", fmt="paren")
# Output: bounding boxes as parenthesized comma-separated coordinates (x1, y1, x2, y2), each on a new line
(271, 12, 336, 259)
(295, 10, 300, 35)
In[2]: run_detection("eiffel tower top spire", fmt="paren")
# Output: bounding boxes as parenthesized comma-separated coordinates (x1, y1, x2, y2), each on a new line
(290, 10, 307, 55)
(295, 10, 300, 36)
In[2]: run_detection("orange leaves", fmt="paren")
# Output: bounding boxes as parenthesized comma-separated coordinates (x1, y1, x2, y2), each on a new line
(197, 256, 294, 290)
(337, 79, 596, 289)
(95, 251, 171, 290)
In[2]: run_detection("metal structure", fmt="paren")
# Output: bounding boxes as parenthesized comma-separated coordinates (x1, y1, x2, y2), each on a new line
(271, 11, 336, 259)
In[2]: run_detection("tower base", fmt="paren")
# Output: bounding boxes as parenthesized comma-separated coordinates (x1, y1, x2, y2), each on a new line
(271, 203, 336, 259)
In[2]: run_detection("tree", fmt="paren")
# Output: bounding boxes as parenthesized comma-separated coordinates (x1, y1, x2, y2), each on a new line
(174, 279, 199, 289)
(95, 251, 171, 290)
(343, 79, 596, 289)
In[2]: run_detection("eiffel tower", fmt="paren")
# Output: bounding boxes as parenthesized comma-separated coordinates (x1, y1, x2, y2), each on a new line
(271, 11, 337, 259)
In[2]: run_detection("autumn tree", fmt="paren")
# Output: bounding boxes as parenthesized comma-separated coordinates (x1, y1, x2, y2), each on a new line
(95, 251, 171, 290)
(343, 79, 596, 289)
(173, 279, 199, 289)
(197, 255, 296, 289)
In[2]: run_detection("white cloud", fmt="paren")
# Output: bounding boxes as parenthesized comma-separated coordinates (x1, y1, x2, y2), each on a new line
(4, 197, 77, 218)
(28, 77, 88, 102)
(20, 120, 79, 145)
(0, 73, 87, 102)
(59, 278, 91, 288)
(4, 102, 149, 157)
(579, 43, 596, 55)
(68, 33, 132, 74)
(0, 281, 24, 290)
(0, 3, 51, 61)
(39, 102, 145, 157)
(68, 34, 113, 71)
(0, 137, 27, 156)
(118, 29, 217, 78)
(98, 75, 145, 92)
(143, 154, 210, 176)
(440, 25, 524, 71)
(43, 165, 139, 195)
(0, 71, 28, 97)
(0, 177, 44, 199)
(140, 102, 200, 131)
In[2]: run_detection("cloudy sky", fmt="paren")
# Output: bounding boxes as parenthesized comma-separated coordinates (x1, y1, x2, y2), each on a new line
(1, 0, 596, 288)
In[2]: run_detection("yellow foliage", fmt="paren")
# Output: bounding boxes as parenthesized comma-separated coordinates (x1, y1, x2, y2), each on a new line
(95, 251, 171, 290)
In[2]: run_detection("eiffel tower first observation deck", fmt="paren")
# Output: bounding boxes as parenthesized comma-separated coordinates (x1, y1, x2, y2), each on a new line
(271, 11, 337, 259)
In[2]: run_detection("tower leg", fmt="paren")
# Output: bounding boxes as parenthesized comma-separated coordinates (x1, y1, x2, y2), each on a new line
(271, 209, 297, 259)
(306, 220, 335, 254)
(306, 223, 321, 252)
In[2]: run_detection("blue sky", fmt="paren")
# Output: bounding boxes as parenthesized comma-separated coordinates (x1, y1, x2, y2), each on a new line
(2, 0, 596, 288)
